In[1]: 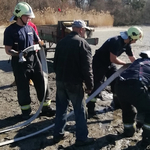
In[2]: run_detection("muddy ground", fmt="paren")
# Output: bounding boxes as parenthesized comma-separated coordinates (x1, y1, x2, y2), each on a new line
(0, 26, 150, 150)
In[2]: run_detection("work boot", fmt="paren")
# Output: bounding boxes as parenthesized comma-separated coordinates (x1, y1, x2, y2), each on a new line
(21, 108, 31, 120)
(123, 123, 136, 137)
(41, 106, 56, 117)
(75, 138, 95, 147)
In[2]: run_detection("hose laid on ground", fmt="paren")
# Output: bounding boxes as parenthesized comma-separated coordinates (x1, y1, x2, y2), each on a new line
(0, 64, 129, 146)
(0, 45, 48, 134)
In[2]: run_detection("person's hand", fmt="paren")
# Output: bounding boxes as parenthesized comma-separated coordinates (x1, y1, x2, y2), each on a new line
(39, 40, 44, 46)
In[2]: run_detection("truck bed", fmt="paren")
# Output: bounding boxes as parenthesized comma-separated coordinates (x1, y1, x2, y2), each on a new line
(37, 25, 58, 43)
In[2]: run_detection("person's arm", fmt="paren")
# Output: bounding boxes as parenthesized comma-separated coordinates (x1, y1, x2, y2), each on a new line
(5, 45, 19, 56)
(128, 55, 136, 62)
(110, 52, 126, 65)
(28, 21, 39, 35)
(4, 27, 19, 56)
(80, 41, 94, 93)
(125, 46, 136, 63)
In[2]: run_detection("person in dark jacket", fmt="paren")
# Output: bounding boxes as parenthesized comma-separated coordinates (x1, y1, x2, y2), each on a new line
(115, 51, 150, 149)
(3, 2, 55, 119)
(53, 20, 94, 147)
(87, 26, 143, 116)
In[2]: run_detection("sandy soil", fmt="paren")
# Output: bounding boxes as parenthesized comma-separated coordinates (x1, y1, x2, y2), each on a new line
(0, 26, 150, 150)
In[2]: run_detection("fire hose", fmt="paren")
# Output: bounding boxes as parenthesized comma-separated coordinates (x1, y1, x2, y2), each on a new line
(0, 44, 48, 133)
(0, 64, 129, 146)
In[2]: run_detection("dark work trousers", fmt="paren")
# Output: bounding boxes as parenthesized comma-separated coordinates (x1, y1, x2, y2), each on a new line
(87, 61, 117, 112)
(11, 53, 45, 106)
(54, 81, 88, 141)
(115, 79, 150, 138)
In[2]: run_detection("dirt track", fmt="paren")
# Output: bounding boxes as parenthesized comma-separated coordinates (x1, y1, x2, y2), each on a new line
(0, 26, 150, 150)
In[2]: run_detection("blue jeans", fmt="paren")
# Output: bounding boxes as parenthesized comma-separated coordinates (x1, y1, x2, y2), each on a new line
(54, 81, 88, 141)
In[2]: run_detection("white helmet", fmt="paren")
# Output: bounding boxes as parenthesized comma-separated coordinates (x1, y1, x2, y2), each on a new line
(120, 26, 143, 41)
(10, 2, 35, 21)
(127, 26, 143, 40)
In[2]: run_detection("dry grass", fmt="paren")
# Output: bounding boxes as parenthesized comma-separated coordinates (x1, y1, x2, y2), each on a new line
(0, 0, 114, 27)
(33, 7, 114, 27)
(0, 0, 150, 26)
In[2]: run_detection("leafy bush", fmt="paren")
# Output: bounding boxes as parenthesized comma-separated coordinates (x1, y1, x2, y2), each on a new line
(89, 0, 149, 26)
(0, 0, 114, 27)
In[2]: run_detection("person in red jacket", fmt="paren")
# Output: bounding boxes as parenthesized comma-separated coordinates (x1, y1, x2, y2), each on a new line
(58, 8, 61, 12)
(28, 20, 38, 35)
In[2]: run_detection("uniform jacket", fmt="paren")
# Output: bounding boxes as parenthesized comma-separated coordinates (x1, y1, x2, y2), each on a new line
(54, 31, 93, 91)
(93, 36, 133, 66)
(119, 58, 150, 87)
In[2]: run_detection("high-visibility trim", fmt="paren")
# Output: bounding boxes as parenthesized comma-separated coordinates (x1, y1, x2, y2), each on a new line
(124, 122, 135, 128)
(90, 98, 97, 102)
(143, 124, 150, 130)
(21, 105, 31, 110)
(41, 100, 51, 106)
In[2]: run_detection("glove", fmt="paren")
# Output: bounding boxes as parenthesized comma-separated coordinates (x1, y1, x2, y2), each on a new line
(18, 52, 26, 63)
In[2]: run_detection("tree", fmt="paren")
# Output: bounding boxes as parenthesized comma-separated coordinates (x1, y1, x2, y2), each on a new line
(131, 0, 145, 11)
(74, 0, 87, 8)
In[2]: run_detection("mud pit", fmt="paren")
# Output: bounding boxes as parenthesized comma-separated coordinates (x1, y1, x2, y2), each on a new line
(0, 26, 150, 150)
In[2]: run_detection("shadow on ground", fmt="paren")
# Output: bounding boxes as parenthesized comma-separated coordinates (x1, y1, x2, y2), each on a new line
(0, 60, 12, 72)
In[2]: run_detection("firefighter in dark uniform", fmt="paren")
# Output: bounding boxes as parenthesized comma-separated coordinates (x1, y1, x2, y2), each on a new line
(115, 51, 150, 149)
(3, 2, 55, 119)
(87, 26, 143, 116)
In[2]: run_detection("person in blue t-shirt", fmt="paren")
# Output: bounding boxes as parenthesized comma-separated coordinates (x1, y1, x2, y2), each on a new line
(87, 26, 143, 116)
(114, 51, 150, 149)
(3, 2, 55, 119)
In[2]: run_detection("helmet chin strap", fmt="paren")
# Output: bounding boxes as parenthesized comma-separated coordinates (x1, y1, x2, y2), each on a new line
(20, 17, 27, 25)
(128, 37, 133, 44)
